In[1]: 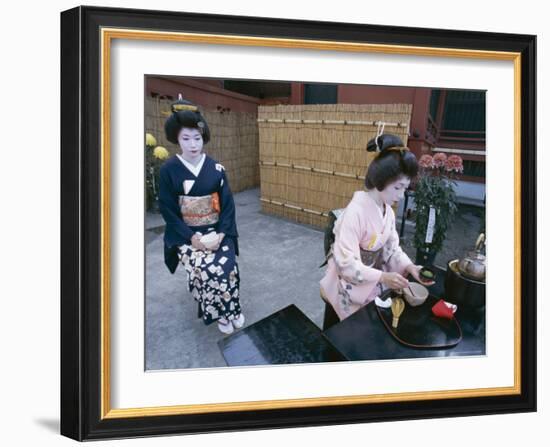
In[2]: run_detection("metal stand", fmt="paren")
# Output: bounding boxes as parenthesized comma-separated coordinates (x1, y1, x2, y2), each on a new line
(400, 189, 413, 238)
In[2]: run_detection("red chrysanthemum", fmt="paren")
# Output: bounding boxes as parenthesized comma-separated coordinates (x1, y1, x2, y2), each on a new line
(445, 154, 464, 173)
(433, 152, 448, 168)
(419, 154, 434, 169)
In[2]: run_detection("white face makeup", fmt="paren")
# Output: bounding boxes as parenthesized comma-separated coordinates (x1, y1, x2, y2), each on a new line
(380, 175, 410, 205)
(177, 127, 204, 162)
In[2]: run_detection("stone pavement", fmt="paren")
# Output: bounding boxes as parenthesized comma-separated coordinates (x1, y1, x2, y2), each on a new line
(145, 188, 326, 370)
(145, 188, 483, 370)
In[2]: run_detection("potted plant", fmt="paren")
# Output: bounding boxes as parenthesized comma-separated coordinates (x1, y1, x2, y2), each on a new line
(413, 152, 464, 265)
(145, 132, 170, 212)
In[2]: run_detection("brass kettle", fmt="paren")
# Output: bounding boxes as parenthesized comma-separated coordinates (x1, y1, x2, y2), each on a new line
(458, 233, 486, 282)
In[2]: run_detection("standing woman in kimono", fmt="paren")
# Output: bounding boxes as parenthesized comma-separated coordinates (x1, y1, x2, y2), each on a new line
(159, 98, 243, 335)
(320, 134, 430, 325)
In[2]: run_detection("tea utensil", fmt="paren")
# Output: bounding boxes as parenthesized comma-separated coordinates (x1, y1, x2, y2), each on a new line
(391, 297, 405, 328)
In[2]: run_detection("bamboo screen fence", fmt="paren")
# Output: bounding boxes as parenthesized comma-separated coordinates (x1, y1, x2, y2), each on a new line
(258, 104, 412, 229)
(145, 96, 260, 193)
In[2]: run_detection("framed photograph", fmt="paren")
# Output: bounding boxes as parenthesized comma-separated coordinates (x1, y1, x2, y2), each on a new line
(61, 5, 536, 441)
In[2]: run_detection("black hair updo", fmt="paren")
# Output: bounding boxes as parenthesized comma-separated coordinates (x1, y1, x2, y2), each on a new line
(164, 98, 211, 145)
(365, 133, 418, 191)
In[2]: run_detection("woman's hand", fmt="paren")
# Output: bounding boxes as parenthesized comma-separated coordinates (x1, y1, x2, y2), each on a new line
(209, 232, 225, 252)
(380, 271, 409, 290)
(191, 233, 207, 251)
(405, 264, 435, 286)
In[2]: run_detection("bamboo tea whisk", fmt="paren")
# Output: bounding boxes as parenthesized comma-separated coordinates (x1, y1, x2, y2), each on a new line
(391, 297, 405, 328)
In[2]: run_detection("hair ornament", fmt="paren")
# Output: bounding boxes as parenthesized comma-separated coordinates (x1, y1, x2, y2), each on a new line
(171, 93, 198, 113)
(369, 122, 389, 157)
(366, 131, 408, 156)
(172, 104, 198, 113)
(386, 146, 410, 155)
(375, 121, 386, 151)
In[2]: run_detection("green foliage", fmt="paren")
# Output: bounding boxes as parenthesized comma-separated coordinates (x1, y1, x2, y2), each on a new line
(413, 171, 459, 253)
(145, 138, 165, 211)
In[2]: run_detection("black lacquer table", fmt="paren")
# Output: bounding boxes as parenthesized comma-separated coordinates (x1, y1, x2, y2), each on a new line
(218, 304, 346, 366)
(324, 267, 486, 360)
(219, 268, 485, 366)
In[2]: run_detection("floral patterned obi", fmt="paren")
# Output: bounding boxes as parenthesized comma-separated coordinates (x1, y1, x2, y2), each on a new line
(179, 192, 220, 227)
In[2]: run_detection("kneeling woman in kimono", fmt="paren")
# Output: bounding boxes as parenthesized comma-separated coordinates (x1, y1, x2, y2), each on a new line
(159, 98, 243, 335)
(320, 134, 428, 325)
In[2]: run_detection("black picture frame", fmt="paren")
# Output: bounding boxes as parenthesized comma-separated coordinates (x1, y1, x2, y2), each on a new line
(60, 5, 536, 441)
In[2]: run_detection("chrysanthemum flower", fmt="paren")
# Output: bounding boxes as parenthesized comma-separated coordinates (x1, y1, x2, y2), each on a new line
(419, 154, 434, 169)
(433, 152, 448, 168)
(153, 146, 169, 160)
(145, 133, 157, 147)
(445, 154, 464, 173)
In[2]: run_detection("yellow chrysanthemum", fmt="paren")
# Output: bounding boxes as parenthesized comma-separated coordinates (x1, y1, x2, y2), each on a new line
(145, 133, 157, 147)
(153, 146, 169, 160)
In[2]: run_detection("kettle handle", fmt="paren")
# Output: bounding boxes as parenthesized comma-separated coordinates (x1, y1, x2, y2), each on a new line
(475, 233, 485, 251)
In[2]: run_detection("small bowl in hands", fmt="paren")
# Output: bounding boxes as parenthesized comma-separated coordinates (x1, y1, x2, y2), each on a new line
(402, 282, 429, 307)
(200, 232, 220, 250)
(419, 266, 436, 284)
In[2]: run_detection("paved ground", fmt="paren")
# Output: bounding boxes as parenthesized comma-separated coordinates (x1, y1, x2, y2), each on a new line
(145, 188, 326, 370)
(145, 188, 483, 370)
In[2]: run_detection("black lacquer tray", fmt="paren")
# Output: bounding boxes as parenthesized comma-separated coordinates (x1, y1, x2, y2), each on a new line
(376, 291, 463, 349)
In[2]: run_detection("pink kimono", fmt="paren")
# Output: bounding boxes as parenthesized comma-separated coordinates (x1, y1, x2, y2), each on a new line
(320, 190, 413, 321)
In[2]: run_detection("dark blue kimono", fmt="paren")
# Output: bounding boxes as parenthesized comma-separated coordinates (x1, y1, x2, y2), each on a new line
(159, 155, 239, 273)
(158, 154, 241, 325)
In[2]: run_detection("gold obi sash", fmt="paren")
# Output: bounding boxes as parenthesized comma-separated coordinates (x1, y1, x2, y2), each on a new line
(360, 246, 383, 268)
(179, 192, 220, 227)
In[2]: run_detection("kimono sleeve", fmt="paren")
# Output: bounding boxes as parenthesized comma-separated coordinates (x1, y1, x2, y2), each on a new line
(381, 213, 413, 275)
(217, 170, 238, 238)
(332, 205, 383, 294)
(158, 165, 194, 246)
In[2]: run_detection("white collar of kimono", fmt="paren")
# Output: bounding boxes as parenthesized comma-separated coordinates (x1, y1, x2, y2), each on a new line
(176, 153, 206, 177)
